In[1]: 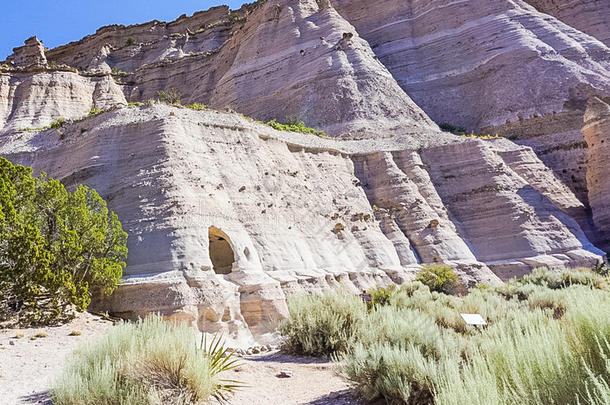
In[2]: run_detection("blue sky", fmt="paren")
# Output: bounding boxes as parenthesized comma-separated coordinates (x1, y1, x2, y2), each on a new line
(0, 1, 247, 60)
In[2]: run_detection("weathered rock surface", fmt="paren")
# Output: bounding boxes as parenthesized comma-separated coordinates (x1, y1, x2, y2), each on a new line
(583, 97, 610, 251)
(525, 0, 610, 46)
(0, 71, 126, 132)
(6, 36, 47, 67)
(2, 105, 604, 344)
(330, 0, 610, 131)
(329, 0, 610, 242)
(0, 0, 609, 343)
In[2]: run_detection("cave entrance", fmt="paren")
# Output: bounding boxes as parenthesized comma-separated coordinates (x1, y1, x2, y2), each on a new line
(209, 227, 235, 274)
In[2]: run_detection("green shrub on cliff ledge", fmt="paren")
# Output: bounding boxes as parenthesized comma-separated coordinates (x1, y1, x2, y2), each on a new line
(0, 157, 127, 325)
(264, 119, 326, 136)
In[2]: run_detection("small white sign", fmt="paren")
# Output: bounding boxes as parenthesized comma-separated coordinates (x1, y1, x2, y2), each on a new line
(460, 313, 487, 326)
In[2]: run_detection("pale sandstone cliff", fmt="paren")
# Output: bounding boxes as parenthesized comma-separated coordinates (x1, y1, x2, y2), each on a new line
(0, 0, 608, 343)
(583, 97, 610, 251)
(525, 0, 610, 46)
(330, 0, 610, 131)
(329, 0, 610, 246)
(2, 105, 603, 344)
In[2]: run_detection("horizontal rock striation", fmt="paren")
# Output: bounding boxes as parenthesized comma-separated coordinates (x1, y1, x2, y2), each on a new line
(0, 70, 126, 134)
(525, 0, 610, 46)
(3, 106, 605, 343)
(330, 0, 610, 131)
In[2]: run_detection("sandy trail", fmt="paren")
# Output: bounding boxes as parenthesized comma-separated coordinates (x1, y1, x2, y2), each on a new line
(226, 352, 362, 405)
(0, 312, 114, 405)
(0, 313, 362, 405)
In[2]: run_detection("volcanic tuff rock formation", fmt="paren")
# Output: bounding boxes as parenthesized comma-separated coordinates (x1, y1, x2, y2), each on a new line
(0, 0, 609, 344)
(583, 97, 610, 251)
(524, 0, 610, 46)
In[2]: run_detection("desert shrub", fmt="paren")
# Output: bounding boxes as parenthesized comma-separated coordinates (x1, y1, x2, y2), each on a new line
(48, 117, 65, 129)
(0, 158, 127, 325)
(111, 67, 127, 76)
(52, 315, 241, 405)
(184, 103, 206, 110)
(359, 306, 445, 358)
(280, 291, 366, 356)
(157, 89, 181, 105)
(340, 342, 439, 404)
(125, 37, 135, 46)
(415, 264, 459, 294)
(89, 108, 103, 116)
(515, 267, 604, 290)
(367, 285, 397, 309)
(283, 268, 610, 404)
(264, 119, 326, 136)
(127, 102, 142, 107)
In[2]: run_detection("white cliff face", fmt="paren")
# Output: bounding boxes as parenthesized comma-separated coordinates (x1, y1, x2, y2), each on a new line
(0, 71, 126, 133)
(2, 105, 604, 344)
(0, 0, 609, 343)
(329, 0, 610, 229)
(330, 0, 610, 131)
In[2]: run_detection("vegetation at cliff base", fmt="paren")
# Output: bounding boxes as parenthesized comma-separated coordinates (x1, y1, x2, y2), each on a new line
(281, 267, 610, 404)
(52, 315, 241, 405)
(0, 157, 127, 325)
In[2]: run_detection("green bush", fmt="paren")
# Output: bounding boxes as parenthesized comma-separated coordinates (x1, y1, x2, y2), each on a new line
(280, 291, 366, 356)
(157, 89, 181, 105)
(111, 67, 127, 76)
(367, 285, 397, 309)
(0, 158, 127, 325)
(89, 108, 103, 116)
(52, 315, 241, 405)
(48, 117, 65, 129)
(184, 103, 206, 110)
(264, 119, 326, 136)
(415, 264, 459, 294)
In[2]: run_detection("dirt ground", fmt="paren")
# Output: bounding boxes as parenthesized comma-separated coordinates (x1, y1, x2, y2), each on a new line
(0, 313, 362, 405)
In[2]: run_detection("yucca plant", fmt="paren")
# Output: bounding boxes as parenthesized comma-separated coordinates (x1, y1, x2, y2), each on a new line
(200, 333, 244, 402)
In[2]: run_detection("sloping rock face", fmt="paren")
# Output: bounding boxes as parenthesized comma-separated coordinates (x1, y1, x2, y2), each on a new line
(0, 0, 609, 343)
(0, 71, 126, 133)
(525, 0, 610, 46)
(330, 0, 610, 243)
(583, 97, 610, 251)
(330, 0, 610, 131)
(36, 0, 435, 138)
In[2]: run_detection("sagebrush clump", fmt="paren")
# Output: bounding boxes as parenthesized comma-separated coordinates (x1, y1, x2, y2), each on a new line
(280, 291, 366, 356)
(52, 315, 241, 405)
(281, 267, 610, 404)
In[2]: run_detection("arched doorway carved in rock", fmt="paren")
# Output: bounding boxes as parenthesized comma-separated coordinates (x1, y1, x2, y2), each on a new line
(208, 226, 235, 274)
